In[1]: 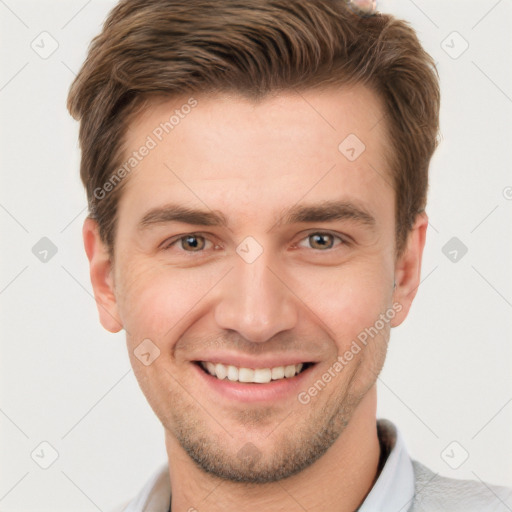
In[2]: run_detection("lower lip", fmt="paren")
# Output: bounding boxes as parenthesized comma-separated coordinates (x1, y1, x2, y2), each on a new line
(192, 362, 316, 403)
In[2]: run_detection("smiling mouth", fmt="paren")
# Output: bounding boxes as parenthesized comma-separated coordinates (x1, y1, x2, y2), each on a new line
(196, 361, 314, 384)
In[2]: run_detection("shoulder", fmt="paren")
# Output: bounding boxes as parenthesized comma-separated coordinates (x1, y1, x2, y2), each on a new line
(409, 459, 512, 512)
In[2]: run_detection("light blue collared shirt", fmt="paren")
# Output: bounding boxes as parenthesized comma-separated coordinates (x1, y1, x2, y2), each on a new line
(358, 419, 415, 512)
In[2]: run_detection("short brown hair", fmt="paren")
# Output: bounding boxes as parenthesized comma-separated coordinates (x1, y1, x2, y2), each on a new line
(67, 0, 440, 256)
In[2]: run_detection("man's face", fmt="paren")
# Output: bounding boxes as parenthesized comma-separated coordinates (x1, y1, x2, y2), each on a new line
(89, 86, 418, 482)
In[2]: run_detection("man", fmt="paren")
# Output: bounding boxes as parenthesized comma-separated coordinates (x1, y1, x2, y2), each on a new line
(67, 0, 512, 510)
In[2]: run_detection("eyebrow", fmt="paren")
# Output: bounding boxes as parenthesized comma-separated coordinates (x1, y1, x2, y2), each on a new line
(137, 200, 376, 231)
(139, 204, 227, 229)
(277, 200, 376, 229)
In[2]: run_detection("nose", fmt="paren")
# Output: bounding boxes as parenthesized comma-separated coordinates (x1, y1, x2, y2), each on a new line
(214, 250, 299, 343)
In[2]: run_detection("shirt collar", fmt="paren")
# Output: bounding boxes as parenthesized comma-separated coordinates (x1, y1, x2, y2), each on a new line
(122, 418, 414, 512)
(357, 418, 415, 512)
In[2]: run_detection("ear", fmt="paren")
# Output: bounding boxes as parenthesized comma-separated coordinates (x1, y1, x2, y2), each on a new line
(390, 211, 428, 327)
(82, 217, 123, 333)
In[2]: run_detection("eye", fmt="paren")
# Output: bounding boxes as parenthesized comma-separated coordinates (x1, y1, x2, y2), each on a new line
(297, 232, 345, 250)
(161, 234, 213, 252)
(181, 234, 206, 251)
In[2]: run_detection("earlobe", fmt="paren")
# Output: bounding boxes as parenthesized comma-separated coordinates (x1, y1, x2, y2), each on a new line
(391, 212, 428, 327)
(82, 217, 123, 333)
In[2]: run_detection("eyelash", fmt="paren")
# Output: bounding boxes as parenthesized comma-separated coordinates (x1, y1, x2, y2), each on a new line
(160, 231, 348, 253)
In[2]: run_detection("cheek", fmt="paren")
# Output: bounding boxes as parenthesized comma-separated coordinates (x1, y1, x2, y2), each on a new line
(292, 259, 392, 346)
(312, 269, 392, 392)
(115, 260, 223, 345)
(284, 258, 394, 364)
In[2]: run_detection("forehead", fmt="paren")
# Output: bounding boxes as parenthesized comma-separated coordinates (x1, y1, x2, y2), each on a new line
(117, 85, 394, 231)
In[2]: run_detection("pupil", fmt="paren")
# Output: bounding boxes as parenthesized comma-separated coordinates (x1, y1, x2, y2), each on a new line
(312, 234, 332, 249)
(184, 235, 203, 251)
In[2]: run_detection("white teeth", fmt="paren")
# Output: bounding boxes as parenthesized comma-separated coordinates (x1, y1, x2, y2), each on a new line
(200, 361, 307, 383)
(215, 363, 227, 380)
(253, 368, 272, 384)
(284, 364, 296, 378)
(227, 365, 238, 381)
(238, 368, 254, 382)
(271, 366, 285, 380)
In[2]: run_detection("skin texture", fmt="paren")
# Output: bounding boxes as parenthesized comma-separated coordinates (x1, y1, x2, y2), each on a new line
(83, 85, 427, 512)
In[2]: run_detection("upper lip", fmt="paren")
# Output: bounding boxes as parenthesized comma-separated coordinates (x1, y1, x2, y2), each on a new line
(193, 353, 318, 369)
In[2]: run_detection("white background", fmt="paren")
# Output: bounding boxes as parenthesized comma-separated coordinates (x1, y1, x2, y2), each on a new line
(1, 0, 511, 510)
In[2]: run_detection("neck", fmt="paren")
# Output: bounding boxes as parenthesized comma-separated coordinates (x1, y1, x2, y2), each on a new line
(165, 387, 380, 512)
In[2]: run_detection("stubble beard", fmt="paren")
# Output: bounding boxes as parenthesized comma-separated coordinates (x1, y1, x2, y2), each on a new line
(169, 380, 367, 484)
